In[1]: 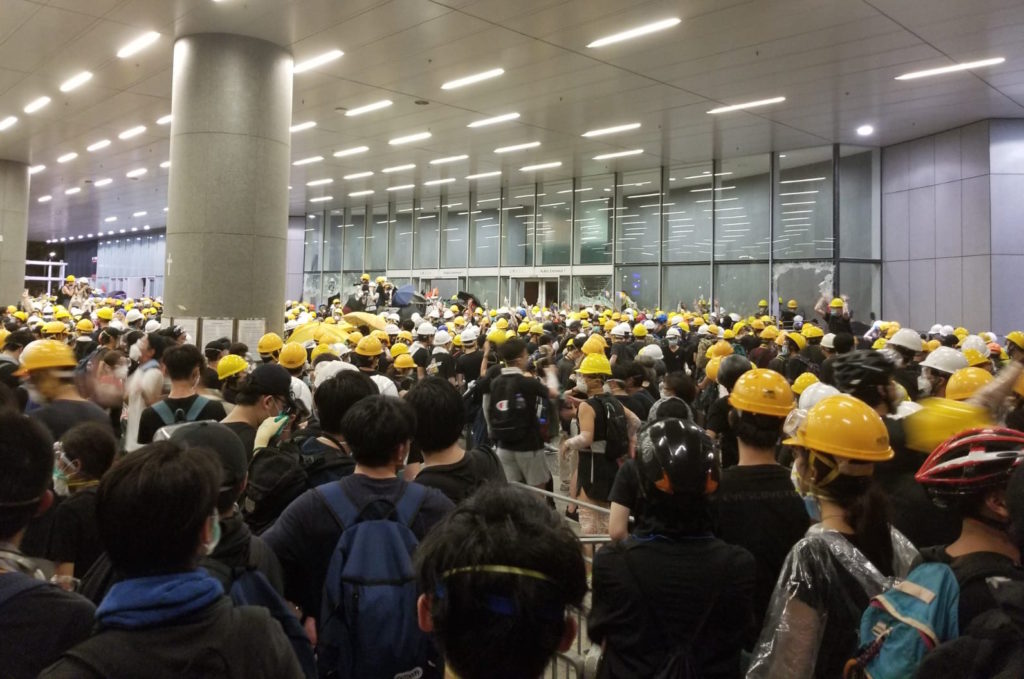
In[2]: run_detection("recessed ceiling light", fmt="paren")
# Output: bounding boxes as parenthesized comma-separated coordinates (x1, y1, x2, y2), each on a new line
(895, 57, 1005, 80)
(466, 171, 502, 179)
(57, 152, 78, 163)
(0, 116, 17, 131)
(307, 178, 333, 186)
(430, 155, 468, 165)
(163, 207, 168, 211)
(160, 160, 170, 168)
(383, 164, 416, 173)
(333, 146, 369, 158)
(87, 139, 111, 152)
(130, 227, 138, 232)
(126, 168, 147, 178)
(118, 125, 146, 139)
(345, 99, 392, 116)
(290, 121, 316, 133)
(106, 230, 114, 235)
(38, 195, 52, 203)
(424, 178, 456, 185)
(386, 184, 415, 191)
(65, 187, 81, 195)
(105, 216, 117, 222)
(59, 71, 93, 92)
(344, 171, 373, 180)
(293, 49, 343, 74)
(593, 149, 643, 160)
(24, 96, 50, 114)
(157, 114, 172, 125)
(587, 17, 681, 48)
(28, 165, 45, 174)
(495, 141, 540, 153)
(520, 161, 562, 172)
(94, 178, 112, 187)
(309, 195, 333, 203)
(133, 211, 147, 217)
(293, 156, 324, 166)
(117, 31, 160, 58)
(143, 225, 150, 230)
(582, 122, 641, 137)
(441, 68, 504, 90)
(856, 124, 875, 136)
(389, 131, 431, 145)
(467, 112, 519, 128)
(349, 190, 375, 197)
(707, 97, 786, 114)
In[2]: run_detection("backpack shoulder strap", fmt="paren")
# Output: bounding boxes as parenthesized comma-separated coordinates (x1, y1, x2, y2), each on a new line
(314, 481, 360, 530)
(185, 395, 210, 421)
(0, 571, 47, 607)
(151, 400, 175, 426)
(394, 482, 428, 529)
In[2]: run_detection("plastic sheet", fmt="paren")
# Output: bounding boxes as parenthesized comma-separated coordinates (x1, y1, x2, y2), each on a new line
(746, 524, 919, 678)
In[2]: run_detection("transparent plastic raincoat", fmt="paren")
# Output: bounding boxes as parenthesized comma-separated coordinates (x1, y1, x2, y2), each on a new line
(746, 523, 920, 679)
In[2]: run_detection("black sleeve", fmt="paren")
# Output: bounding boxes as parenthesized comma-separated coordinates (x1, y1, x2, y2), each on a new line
(200, 399, 228, 422)
(46, 500, 81, 564)
(413, 348, 430, 368)
(137, 407, 161, 444)
(609, 460, 639, 508)
(587, 546, 641, 646)
(705, 397, 730, 433)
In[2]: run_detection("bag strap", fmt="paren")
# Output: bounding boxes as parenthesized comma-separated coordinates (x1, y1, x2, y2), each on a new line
(394, 482, 428, 529)
(0, 571, 47, 607)
(185, 395, 210, 421)
(314, 481, 361, 530)
(152, 400, 176, 426)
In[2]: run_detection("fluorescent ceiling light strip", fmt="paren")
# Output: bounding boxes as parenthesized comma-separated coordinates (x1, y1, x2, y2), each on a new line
(389, 131, 431, 145)
(587, 18, 681, 48)
(467, 112, 519, 128)
(383, 164, 415, 173)
(65, 187, 81, 195)
(344, 171, 373, 180)
(779, 190, 818, 196)
(441, 68, 504, 90)
(87, 139, 111, 152)
(24, 96, 50, 113)
(133, 211, 147, 217)
(28, 165, 45, 174)
(333, 146, 369, 158)
(293, 49, 343, 74)
(625, 192, 661, 199)
(157, 114, 172, 125)
(430, 155, 468, 165)
(466, 171, 502, 179)
(117, 31, 160, 58)
(105, 216, 117, 222)
(38, 195, 52, 203)
(160, 160, 170, 168)
(307, 178, 333, 186)
(707, 96, 786, 114)
(520, 162, 561, 171)
(424, 178, 456, 185)
(780, 177, 825, 184)
(293, 156, 323, 166)
(57, 152, 78, 163)
(387, 184, 414, 191)
(118, 125, 146, 139)
(495, 141, 540, 153)
(895, 57, 1005, 81)
(0, 116, 17, 131)
(781, 201, 815, 206)
(349, 190, 374, 196)
(345, 100, 392, 116)
(60, 71, 93, 92)
(309, 195, 333, 202)
(582, 122, 641, 137)
(94, 178, 112, 187)
(593, 149, 643, 160)
(290, 121, 316, 132)
(126, 168, 147, 178)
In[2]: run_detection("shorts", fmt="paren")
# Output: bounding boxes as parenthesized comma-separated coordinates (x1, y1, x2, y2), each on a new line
(578, 489, 610, 536)
(496, 447, 551, 486)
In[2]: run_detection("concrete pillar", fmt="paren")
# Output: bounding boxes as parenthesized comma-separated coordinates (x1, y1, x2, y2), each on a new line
(165, 33, 293, 333)
(0, 160, 29, 306)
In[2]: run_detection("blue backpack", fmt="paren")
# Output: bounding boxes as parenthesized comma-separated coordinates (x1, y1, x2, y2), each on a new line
(843, 562, 960, 679)
(315, 481, 438, 679)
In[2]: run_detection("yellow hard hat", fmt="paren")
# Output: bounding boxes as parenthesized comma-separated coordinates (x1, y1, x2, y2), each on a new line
(324, 317, 337, 325)
(801, 324, 824, 339)
(960, 348, 989, 368)
(706, 325, 720, 336)
(371, 329, 390, 346)
(495, 318, 509, 330)
(398, 330, 413, 343)
(791, 371, 820, 395)
(603, 319, 616, 332)
(758, 299, 768, 307)
(518, 321, 530, 334)
(578, 352, 612, 376)
(41, 321, 67, 336)
(945, 367, 993, 401)
(257, 332, 284, 354)
(1006, 330, 1024, 351)
(750, 319, 765, 331)
(785, 332, 807, 351)
(529, 323, 544, 335)
(787, 299, 798, 310)
(705, 356, 722, 382)
(760, 326, 779, 341)
(311, 344, 337, 361)
(96, 307, 114, 321)
(13, 340, 77, 376)
(925, 339, 941, 352)
(723, 329, 736, 340)
(581, 334, 607, 355)
(505, 329, 517, 341)
(13, 311, 28, 322)
(904, 397, 994, 453)
(217, 354, 249, 381)
(450, 305, 459, 314)
(454, 316, 466, 327)
(390, 342, 409, 358)
(452, 334, 462, 347)
(783, 394, 894, 461)
(54, 309, 71, 320)
(355, 335, 383, 356)
(729, 368, 795, 417)
(707, 340, 734, 359)
(394, 354, 416, 369)
(75, 319, 94, 333)
(632, 324, 648, 338)
(872, 338, 887, 350)
(65, 275, 75, 282)
(346, 331, 363, 347)
(278, 342, 307, 370)
(829, 297, 844, 309)
(486, 329, 507, 346)
(361, 273, 370, 281)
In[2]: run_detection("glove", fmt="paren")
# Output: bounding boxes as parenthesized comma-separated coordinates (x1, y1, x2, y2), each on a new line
(255, 413, 289, 449)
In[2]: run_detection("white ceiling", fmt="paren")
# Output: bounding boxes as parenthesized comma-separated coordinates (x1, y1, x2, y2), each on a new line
(3, 0, 1024, 242)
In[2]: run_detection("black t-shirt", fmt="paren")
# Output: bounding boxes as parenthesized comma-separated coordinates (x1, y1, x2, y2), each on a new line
(705, 396, 738, 468)
(919, 546, 1024, 631)
(29, 400, 111, 441)
(262, 474, 454, 615)
(662, 343, 686, 374)
(626, 389, 655, 421)
(223, 421, 259, 460)
(610, 343, 636, 364)
(0, 572, 95, 679)
(425, 351, 456, 381)
(414, 448, 507, 504)
(609, 460, 643, 534)
(483, 370, 549, 451)
(589, 537, 755, 679)
(455, 351, 484, 383)
(137, 395, 227, 444)
(46, 487, 103, 578)
(411, 344, 431, 369)
(711, 464, 810, 646)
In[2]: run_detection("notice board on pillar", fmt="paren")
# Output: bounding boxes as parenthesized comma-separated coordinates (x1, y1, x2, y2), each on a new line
(237, 319, 266, 360)
(173, 317, 199, 344)
(200, 318, 235, 347)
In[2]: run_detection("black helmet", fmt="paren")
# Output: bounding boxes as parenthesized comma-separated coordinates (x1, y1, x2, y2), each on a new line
(718, 354, 752, 392)
(832, 350, 894, 393)
(636, 418, 719, 500)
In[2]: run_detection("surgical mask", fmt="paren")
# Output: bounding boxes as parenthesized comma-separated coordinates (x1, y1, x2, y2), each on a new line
(573, 380, 588, 395)
(780, 345, 789, 356)
(917, 375, 933, 397)
(129, 343, 142, 362)
(203, 510, 221, 555)
(53, 467, 70, 497)
(602, 383, 613, 394)
(659, 387, 671, 399)
(668, 339, 679, 347)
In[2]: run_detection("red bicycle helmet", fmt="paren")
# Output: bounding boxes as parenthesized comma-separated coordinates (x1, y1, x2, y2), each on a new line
(915, 428, 1024, 505)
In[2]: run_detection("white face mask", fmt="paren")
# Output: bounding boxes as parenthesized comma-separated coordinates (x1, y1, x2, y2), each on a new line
(129, 343, 142, 362)
(917, 374, 932, 397)
(114, 364, 129, 380)
(573, 380, 588, 395)
(660, 387, 671, 399)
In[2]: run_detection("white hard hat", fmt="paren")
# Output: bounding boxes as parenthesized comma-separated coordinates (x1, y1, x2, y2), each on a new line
(793, 315, 804, 324)
(961, 334, 990, 358)
(384, 323, 400, 335)
(798, 383, 840, 410)
(821, 333, 836, 350)
(920, 346, 969, 375)
(427, 308, 440, 319)
(461, 327, 479, 343)
(284, 319, 299, 331)
(666, 327, 681, 338)
(940, 325, 954, 337)
(313, 359, 357, 389)
(696, 325, 710, 336)
(417, 322, 437, 336)
(889, 328, 923, 352)
(638, 344, 664, 361)
(928, 324, 943, 336)
(125, 309, 144, 324)
(144, 320, 161, 333)
(411, 312, 422, 323)
(643, 319, 656, 331)
(433, 330, 451, 346)
(611, 322, 629, 337)
(443, 309, 454, 319)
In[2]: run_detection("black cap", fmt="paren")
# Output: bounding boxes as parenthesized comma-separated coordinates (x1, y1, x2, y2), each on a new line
(169, 421, 247, 489)
(248, 363, 292, 397)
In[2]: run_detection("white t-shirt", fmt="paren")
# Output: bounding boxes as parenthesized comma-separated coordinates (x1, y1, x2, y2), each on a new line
(124, 361, 164, 451)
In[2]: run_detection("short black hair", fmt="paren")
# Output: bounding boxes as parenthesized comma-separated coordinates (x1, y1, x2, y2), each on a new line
(833, 332, 855, 354)
(405, 377, 465, 452)
(97, 441, 220, 576)
(61, 421, 117, 479)
(146, 331, 174, 361)
(315, 371, 377, 434)
(228, 342, 248, 357)
(351, 352, 376, 370)
(3, 329, 34, 351)
(0, 414, 53, 541)
(500, 338, 527, 363)
(341, 396, 417, 467)
(415, 485, 586, 679)
(162, 343, 205, 381)
(662, 371, 695, 403)
(731, 410, 785, 449)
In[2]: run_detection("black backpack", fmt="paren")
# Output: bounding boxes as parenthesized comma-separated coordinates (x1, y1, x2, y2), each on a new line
(241, 432, 353, 534)
(488, 374, 534, 445)
(591, 394, 629, 459)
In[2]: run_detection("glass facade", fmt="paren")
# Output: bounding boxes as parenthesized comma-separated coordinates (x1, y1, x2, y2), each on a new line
(299, 147, 882, 316)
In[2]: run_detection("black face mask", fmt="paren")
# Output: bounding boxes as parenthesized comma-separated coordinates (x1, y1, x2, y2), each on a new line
(261, 355, 275, 364)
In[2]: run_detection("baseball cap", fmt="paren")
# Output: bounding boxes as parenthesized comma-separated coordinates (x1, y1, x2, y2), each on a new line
(168, 421, 248, 490)
(248, 363, 292, 397)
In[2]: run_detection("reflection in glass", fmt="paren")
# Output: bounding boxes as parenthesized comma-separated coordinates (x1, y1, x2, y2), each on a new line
(714, 263, 769, 315)
(467, 276, 498, 307)
(538, 180, 571, 265)
(325, 210, 344, 271)
(441, 194, 468, 268)
(471, 191, 500, 267)
(775, 147, 833, 260)
(616, 171, 661, 264)
(573, 275, 613, 307)
(389, 201, 413, 270)
(368, 207, 388, 271)
(503, 186, 535, 266)
(664, 166, 713, 263)
(662, 264, 711, 310)
(839, 147, 880, 260)
(715, 155, 770, 261)
(303, 214, 322, 272)
(414, 194, 440, 269)
(343, 208, 365, 271)
(839, 261, 880, 320)
(302, 273, 321, 306)
(574, 175, 613, 264)
(616, 265, 658, 309)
